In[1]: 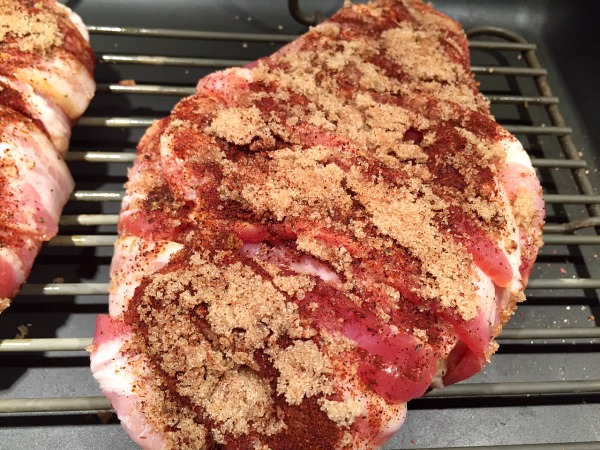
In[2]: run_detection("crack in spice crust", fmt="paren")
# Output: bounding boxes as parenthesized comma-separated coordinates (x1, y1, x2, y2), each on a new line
(93, 0, 545, 448)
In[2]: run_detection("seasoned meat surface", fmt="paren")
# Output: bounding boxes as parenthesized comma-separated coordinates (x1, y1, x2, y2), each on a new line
(91, 0, 544, 448)
(0, 0, 95, 311)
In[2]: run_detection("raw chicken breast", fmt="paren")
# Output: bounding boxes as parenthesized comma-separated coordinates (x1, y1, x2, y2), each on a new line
(0, 0, 95, 312)
(91, 0, 544, 448)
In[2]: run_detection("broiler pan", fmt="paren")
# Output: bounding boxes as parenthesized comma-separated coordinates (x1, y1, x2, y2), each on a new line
(0, 1, 598, 448)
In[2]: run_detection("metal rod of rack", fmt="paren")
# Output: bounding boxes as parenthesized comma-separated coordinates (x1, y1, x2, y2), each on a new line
(87, 25, 298, 43)
(17, 283, 110, 296)
(42, 232, 600, 246)
(420, 444, 600, 450)
(67, 189, 600, 207)
(58, 215, 119, 226)
(76, 116, 577, 137)
(86, 25, 539, 52)
(1, 327, 598, 354)
(16, 279, 589, 296)
(2, 379, 598, 414)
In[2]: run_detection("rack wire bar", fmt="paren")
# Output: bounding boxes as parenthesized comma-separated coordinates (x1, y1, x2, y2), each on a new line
(499, 328, 600, 340)
(96, 57, 548, 77)
(87, 25, 298, 43)
(67, 190, 600, 207)
(467, 41, 536, 51)
(544, 218, 600, 233)
(0, 328, 597, 354)
(47, 235, 118, 247)
(96, 82, 560, 108)
(470, 66, 547, 76)
(77, 117, 154, 127)
(485, 95, 559, 105)
(61, 152, 596, 175)
(544, 194, 600, 204)
(9, 279, 576, 293)
(17, 283, 110, 296)
(0, 397, 111, 413)
(288, 0, 325, 26)
(62, 153, 582, 169)
(61, 151, 597, 170)
(97, 54, 251, 68)
(526, 279, 600, 289)
(70, 191, 124, 201)
(503, 125, 572, 135)
(2, 379, 598, 415)
(416, 443, 600, 450)
(58, 215, 120, 226)
(65, 151, 136, 163)
(46, 233, 600, 246)
(541, 235, 600, 245)
(96, 83, 196, 97)
(530, 158, 587, 168)
(0, 338, 93, 352)
(87, 26, 537, 52)
(424, 380, 600, 398)
(65, 151, 589, 169)
(77, 116, 576, 137)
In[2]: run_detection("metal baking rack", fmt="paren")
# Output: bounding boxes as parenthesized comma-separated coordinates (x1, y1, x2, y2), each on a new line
(0, 13, 598, 450)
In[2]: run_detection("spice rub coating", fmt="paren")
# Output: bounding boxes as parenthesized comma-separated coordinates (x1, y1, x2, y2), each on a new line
(91, 0, 544, 449)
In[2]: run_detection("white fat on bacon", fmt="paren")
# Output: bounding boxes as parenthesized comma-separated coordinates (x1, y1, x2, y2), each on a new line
(55, 3, 90, 41)
(241, 243, 342, 285)
(109, 237, 184, 316)
(12, 52, 95, 119)
(91, 324, 167, 450)
(0, 76, 72, 154)
(0, 111, 74, 239)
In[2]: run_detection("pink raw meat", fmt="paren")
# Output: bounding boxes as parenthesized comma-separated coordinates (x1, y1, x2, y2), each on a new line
(91, 0, 544, 448)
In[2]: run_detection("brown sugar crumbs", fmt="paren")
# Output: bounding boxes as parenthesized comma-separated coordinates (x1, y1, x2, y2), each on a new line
(320, 397, 363, 427)
(270, 340, 334, 405)
(125, 250, 342, 447)
(0, 1, 63, 53)
(206, 105, 271, 146)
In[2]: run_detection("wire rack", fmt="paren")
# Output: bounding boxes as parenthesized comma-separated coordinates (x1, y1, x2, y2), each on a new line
(0, 13, 598, 450)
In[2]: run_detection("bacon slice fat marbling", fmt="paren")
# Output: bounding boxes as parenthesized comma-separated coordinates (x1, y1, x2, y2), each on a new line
(0, 0, 95, 311)
(91, 1, 544, 448)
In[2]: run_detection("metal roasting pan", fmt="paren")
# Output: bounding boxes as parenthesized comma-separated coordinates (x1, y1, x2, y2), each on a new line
(0, 1, 598, 448)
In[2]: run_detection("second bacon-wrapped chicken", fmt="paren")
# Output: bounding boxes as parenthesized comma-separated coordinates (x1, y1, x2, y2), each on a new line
(0, 0, 95, 310)
(91, 0, 544, 448)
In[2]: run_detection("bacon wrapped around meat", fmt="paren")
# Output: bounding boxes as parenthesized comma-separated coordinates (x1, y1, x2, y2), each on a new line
(91, 1, 543, 448)
(0, 0, 95, 310)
